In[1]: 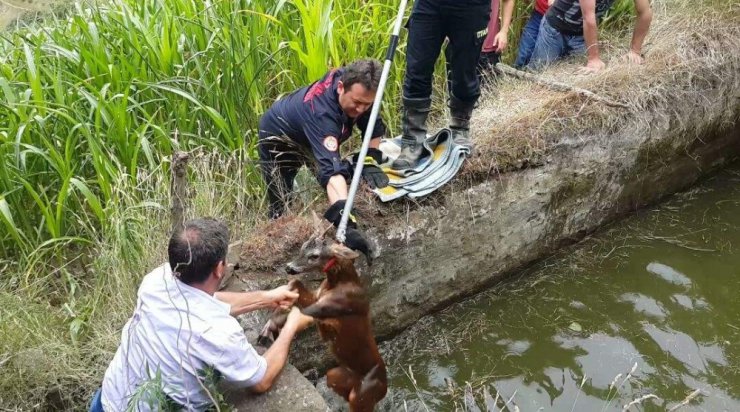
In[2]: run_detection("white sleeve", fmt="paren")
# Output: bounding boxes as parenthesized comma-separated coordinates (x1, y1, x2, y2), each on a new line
(198, 325, 267, 388)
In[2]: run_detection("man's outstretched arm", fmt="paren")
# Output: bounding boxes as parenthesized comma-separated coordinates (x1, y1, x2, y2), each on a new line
(626, 0, 653, 64)
(215, 285, 298, 317)
(580, 0, 605, 73)
(250, 307, 314, 393)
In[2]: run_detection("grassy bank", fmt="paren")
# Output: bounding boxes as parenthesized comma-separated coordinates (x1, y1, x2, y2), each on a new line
(1, 0, 738, 409)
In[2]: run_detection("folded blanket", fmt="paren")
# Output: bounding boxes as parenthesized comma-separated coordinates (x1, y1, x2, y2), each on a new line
(370, 128, 470, 202)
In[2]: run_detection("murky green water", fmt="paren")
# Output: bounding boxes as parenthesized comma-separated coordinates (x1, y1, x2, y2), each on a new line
(382, 163, 740, 411)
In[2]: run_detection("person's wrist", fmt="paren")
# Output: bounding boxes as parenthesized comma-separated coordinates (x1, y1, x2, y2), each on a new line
(282, 317, 300, 335)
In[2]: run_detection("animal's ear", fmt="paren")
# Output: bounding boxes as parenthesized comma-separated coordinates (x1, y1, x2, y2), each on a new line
(311, 211, 324, 237)
(329, 243, 360, 261)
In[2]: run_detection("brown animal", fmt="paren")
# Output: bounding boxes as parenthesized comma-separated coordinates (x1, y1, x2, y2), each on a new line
(258, 216, 387, 412)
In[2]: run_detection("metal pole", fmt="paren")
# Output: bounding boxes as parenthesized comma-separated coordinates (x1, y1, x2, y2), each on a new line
(337, 0, 408, 243)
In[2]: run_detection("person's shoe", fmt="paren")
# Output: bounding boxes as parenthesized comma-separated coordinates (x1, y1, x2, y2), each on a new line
(391, 97, 431, 170)
(392, 139, 424, 169)
(449, 95, 476, 154)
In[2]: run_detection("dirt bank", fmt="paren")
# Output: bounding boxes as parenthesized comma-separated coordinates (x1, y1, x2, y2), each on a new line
(225, 0, 740, 373)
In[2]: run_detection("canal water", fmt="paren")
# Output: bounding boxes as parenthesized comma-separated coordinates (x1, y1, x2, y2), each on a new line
(381, 162, 740, 411)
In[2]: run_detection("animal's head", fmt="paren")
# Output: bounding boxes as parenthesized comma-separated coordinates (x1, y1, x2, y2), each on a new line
(285, 213, 360, 275)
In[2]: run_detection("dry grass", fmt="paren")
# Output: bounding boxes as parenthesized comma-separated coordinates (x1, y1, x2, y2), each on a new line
(465, 0, 740, 179)
(235, 214, 313, 273)
(222, 0, 740, 234)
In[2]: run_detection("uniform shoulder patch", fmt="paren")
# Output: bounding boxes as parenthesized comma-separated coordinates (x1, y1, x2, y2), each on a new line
(323, 136, 339, 152)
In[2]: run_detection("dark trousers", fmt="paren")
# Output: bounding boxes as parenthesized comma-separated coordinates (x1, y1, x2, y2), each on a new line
(403, 0, 491, 104)
(258, 136, 308, 219)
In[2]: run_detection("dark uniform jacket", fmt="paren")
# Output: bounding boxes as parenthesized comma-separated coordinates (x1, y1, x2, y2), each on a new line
(258, 68, 386, 187)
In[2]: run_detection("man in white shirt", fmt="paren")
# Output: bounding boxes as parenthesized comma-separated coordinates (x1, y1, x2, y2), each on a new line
(91, 218, 313, 411)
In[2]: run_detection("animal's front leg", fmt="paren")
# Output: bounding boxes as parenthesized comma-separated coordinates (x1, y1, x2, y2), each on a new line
(301, 288, 368, 319)
(257, 280, 317, 347)
(288, 279, 318, 308)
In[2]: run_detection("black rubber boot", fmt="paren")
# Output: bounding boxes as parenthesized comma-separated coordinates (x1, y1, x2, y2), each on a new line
(391, 97, 432, 170)
(449, 95, 476, 154)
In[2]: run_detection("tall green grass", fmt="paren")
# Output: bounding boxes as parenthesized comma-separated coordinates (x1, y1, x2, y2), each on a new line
(0, 0, 640, 408)
(0, 0, 406, 265)
(0, 1, 407, 407)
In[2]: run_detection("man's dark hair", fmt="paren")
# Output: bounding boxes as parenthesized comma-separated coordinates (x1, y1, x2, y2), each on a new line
(341, 59, 382, 92)
(168, 218, 230, 285)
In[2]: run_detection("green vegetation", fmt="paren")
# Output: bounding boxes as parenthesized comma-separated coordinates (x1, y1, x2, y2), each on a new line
(0, 0, 410, 407)
(0, 0, 408, 262)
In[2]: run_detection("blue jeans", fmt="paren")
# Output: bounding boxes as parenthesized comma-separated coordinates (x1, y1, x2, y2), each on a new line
(514, 10, 544, 68)
(89, 388, 104, 412)
(527, 16, 586, 71)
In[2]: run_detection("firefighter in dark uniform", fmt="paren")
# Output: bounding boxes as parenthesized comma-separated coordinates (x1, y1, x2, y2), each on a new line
(258, 59, 388, 257)
(392, 0, 492, 169)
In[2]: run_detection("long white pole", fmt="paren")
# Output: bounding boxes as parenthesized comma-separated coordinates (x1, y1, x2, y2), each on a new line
(337, 0, 408, 243)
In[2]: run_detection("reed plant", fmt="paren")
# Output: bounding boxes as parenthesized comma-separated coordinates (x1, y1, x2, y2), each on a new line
(0, 0, 645, 408)
(0, 0, 407, 264)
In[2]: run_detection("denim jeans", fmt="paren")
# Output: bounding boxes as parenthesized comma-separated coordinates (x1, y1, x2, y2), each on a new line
(89, 388, 104, 412)
(514, 10, 544, 68)
(527, 16, 586, 71)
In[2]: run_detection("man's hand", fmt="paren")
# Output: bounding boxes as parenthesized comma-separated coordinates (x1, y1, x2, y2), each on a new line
(264, 285, 299, 310)
(623, 50, 644, 65)
(344, 227, 373, 265)
(492, 32, 508, 53)
(350, 148, 389, 189)
(285, 306, 314, 332)
(580, 58, 606, 74)
(361, 160, 389, 189)
(324, 199, 356, 229)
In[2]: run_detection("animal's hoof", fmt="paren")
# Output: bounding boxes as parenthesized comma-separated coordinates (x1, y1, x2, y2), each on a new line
(256, 335, 274, 348)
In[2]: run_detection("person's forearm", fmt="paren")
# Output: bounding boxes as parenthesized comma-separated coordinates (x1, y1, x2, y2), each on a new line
(326, 174, 348, 204)
(630, 7, 652, 54)
(251, 323, 298, 393)
(214, 291, 273, 316)
(369, 137, 380, 149)
(583, 18, 600, 60)
(501, 0, 515, 34)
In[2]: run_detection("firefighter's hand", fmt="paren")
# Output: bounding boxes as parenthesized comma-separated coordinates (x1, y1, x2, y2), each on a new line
(361, 163, 389, 189)
(350, 148, 389, 189)
(343, 227, 373, 266)
(323, 200, 357, 229)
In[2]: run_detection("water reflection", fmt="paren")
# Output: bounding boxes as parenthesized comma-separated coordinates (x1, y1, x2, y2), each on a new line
(382, 164, 740, 411)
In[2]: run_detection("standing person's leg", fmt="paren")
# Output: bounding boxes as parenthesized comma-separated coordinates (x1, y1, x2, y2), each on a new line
(527, 17, 567, 71)
(477, 0, 501, 80)
(445, 1, 490, 151)
(393, 0, 446, 169)
(258, 137, 302, 219)
(514, 10, 544, 68)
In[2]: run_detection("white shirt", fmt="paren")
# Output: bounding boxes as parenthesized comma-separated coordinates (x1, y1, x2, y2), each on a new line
(101, 264, 267, 411)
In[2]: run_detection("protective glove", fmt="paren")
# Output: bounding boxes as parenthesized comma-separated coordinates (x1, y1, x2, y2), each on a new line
(323, 199, 356, 229)
(350, 148, 389, 189)
(343, 226, 373, 266)
(323, 200, 373, 264)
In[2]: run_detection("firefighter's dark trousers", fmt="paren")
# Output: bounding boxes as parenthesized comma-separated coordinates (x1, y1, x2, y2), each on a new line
(403, 0, 491, 105)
